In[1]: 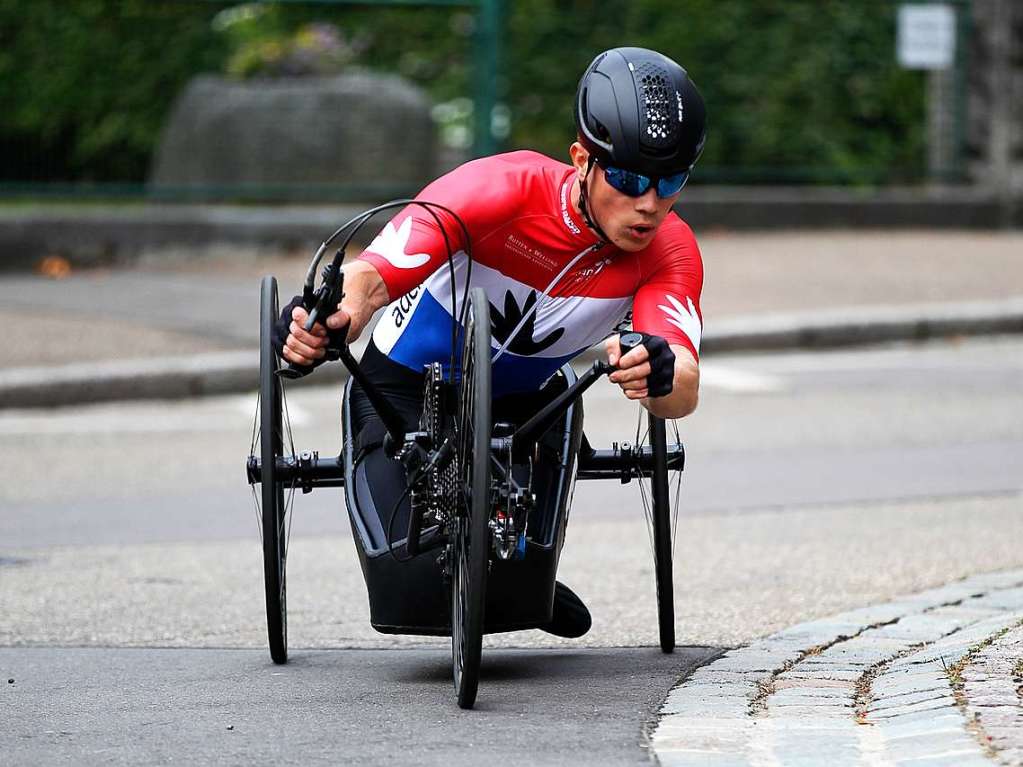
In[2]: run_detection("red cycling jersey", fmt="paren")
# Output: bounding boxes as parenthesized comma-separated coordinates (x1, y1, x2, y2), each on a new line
(358, 150, 703, 396)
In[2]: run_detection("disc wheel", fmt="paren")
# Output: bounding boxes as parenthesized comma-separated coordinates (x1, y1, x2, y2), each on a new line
(451, 287, 492, 709)
(636, 412, 683, 654)
(255, 275, 291, 664)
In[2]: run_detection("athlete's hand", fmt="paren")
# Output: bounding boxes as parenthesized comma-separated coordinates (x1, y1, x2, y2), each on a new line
(605, 332, 675, 399)
(273, 297, 351, 368)
(282, 305, 328, 367)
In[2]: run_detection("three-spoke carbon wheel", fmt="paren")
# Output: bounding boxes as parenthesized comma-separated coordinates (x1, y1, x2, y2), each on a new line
(258, 275, 289, 664)
(451, 287, 492, 709)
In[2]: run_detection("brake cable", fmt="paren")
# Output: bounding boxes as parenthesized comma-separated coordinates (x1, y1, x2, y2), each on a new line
(296, 199, 473, 384)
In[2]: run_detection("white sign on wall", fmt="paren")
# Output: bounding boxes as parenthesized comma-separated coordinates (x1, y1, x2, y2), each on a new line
(897, 4, 957, 69)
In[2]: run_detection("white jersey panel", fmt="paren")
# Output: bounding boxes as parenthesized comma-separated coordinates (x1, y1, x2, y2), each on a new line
(372, 255, 633, 361)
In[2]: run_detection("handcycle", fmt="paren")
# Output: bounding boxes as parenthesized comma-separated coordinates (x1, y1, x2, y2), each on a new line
(246, 201, 686, 709)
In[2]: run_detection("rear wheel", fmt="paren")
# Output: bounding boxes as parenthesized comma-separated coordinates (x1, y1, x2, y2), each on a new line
(451, 287, 492, 709)
(257, 275, 290, 664)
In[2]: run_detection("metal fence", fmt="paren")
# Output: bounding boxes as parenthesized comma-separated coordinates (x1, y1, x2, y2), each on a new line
(0, 0, 973, 201)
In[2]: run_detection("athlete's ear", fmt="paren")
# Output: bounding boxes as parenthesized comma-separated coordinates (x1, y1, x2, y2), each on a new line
(569, 142, 589, 180)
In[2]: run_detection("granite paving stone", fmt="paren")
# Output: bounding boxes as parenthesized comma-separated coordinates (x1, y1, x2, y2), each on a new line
(683, 671, 769, 685)
(762, 705, 854, 717)
(872, 713, 970, 739)
(883, 729, 975, 749)
(781, 668, 864, 682)
(872, 684, 952, 702)
(650, 573, 1023, 767)
(867, 690, 956, 712)
(889, 754, 992, 767)
(769, 694, 854, 708)
(656, 753, 752, 767)
(926, 606, 1006, 622)
(991, 747, 1023, 765)
(971, 589, 1023, 610)
(868, 699, 961, 721)
(658, 701, 751, 717)
(884, 734, 982, 761)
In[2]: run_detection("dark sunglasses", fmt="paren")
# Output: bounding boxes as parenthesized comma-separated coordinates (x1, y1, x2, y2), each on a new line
(594, 158, 689, 198)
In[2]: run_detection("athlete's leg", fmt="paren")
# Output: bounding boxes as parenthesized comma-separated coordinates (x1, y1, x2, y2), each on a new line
(348, 342, 425, 543)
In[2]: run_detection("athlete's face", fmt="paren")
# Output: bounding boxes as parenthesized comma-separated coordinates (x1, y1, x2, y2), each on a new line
(569, 142, 681, 252)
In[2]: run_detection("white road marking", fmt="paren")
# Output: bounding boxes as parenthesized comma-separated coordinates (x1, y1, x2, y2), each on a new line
(698, 363, 787, 393)
(0, 363, 783, 437)
(0, 395, 313, 436)
(0, 411, 245, 435)
(724, 336, 1023, 374)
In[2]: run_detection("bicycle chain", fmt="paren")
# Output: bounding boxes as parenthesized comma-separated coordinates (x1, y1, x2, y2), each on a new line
(410, 363, 458, 527)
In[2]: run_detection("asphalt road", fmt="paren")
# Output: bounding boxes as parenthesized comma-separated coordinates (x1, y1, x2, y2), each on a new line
(1, 646, 716, 767)
(2, 336, 1022, 764)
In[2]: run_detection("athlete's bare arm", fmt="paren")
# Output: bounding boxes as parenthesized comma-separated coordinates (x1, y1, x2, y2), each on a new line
(647, 345, 699, 419)
(280, 260, 390, 367)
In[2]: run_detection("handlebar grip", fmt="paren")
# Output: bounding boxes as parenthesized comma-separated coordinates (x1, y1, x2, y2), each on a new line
(304, 307, 321, 332)
(619, 332, 644, 355)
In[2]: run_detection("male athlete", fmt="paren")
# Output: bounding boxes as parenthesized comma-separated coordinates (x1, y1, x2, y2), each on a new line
(275, 47, 706, 638)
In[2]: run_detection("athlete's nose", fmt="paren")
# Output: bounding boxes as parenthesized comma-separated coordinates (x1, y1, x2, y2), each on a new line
(634, 187, 659, 214)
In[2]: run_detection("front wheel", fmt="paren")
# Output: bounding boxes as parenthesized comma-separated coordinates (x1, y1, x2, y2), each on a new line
(451, 287, 492, 709)
(648, 414, 675, 654)
(257, 275, 289, 664)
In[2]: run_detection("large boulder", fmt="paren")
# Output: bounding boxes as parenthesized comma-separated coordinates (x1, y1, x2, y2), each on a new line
(150, 72, 435, 195)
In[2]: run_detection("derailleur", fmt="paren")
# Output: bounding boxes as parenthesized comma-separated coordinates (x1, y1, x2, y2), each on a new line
(491, 486, 533, 561)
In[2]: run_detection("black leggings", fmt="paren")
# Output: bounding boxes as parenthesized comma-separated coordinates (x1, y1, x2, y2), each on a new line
(348, 343, 428, 544)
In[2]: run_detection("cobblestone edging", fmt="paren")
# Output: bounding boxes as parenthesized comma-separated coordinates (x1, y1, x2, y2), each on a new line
(960, 621, 1023, 766)
(649, 570, 1023, 766)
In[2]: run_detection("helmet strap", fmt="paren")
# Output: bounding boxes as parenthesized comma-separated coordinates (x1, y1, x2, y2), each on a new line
(578, 156, 608, 244)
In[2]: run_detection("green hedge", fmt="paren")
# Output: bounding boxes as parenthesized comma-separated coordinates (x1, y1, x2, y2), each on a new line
(506, 0, 929, 183)
(1, 0, 928, 187)
(0, 0, 226, 182)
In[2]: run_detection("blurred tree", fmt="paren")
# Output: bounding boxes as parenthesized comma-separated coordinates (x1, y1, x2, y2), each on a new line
(0, 0, 929, 186)
(0, 0, 225, 182)
(502, 0, 927, 183)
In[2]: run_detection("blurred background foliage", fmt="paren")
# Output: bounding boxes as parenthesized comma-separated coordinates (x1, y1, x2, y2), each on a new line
(0, 0, 930, 188)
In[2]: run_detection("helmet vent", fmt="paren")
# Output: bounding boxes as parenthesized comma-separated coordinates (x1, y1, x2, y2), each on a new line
(634, 62, 678, 149)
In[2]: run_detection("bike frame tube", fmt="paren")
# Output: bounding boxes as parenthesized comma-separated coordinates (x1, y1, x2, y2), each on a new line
(337, 344, 409, 454)
(510, 360, 612, 460)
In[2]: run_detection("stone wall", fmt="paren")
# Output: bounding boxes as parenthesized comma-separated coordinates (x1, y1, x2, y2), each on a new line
(149, 72, 435, 195)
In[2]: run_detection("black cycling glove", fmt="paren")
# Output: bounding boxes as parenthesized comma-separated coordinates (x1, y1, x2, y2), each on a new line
(272, 295, 349, 378)
(619, 331, 676, 398)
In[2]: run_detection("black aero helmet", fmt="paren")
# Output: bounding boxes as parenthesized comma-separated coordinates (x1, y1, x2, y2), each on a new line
(575, 47, 706, 178)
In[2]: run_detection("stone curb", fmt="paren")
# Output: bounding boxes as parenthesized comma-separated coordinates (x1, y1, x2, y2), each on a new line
(961, 624, 1023, 765)
(649, 571, 1023, 767)
(1, 298, 1022, 409)
(701, 297, 1023, 353)
(3, 189, 1017, 270)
